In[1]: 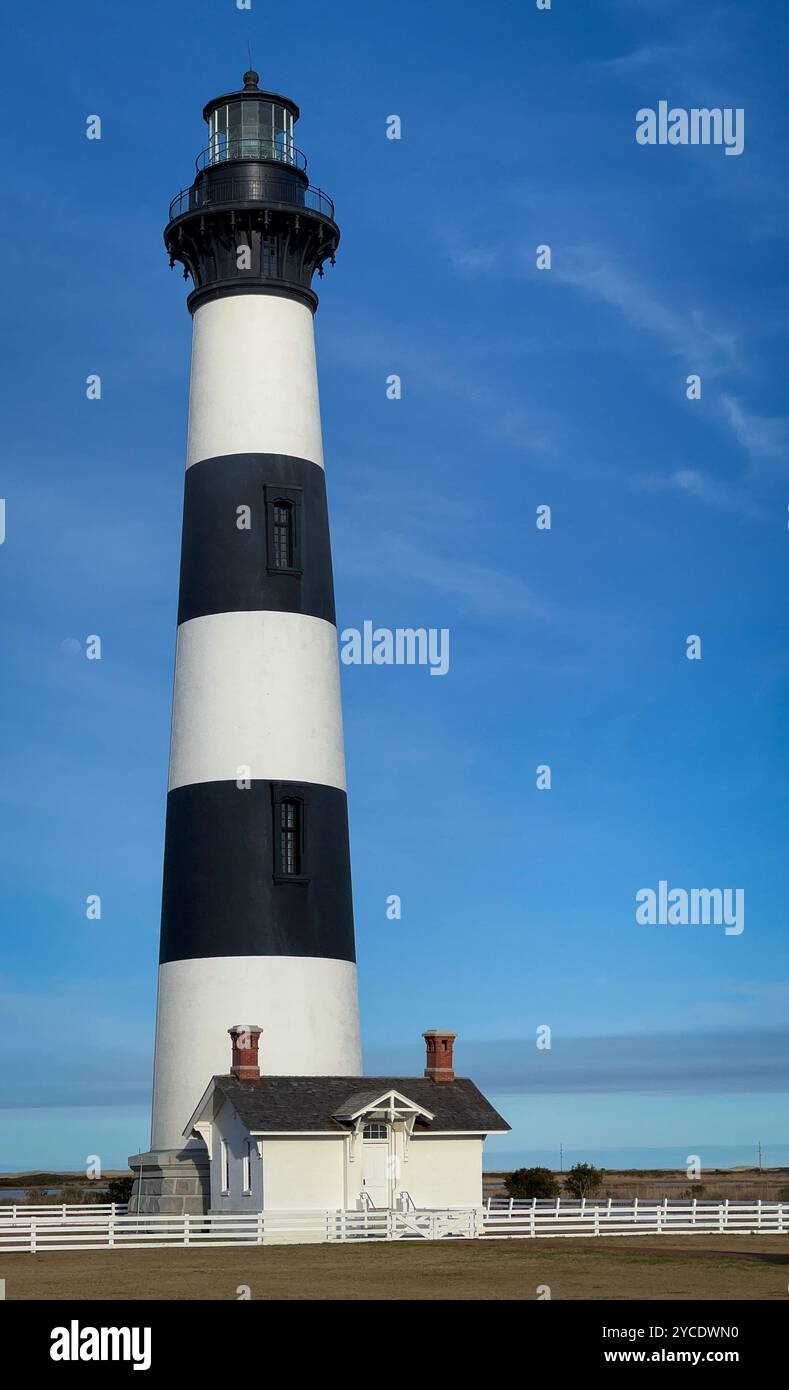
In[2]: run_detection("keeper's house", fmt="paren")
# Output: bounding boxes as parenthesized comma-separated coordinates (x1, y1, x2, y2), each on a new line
(185, 1026, 509, 1213)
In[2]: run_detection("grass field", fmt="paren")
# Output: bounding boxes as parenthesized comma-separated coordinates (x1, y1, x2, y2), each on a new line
(2, 1235, 788, 1300)
(484, 1168, 789, 1202)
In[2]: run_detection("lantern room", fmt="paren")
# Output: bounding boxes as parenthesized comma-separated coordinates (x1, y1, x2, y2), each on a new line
(200, 70, 303, 170)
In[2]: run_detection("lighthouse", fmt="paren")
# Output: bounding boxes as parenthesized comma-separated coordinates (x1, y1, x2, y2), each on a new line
(137, 71, 362, 1194)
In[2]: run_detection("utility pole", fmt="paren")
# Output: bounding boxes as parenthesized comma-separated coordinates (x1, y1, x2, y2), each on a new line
(559, 1143, 563, 1173)
(758, 1140, 763, 1172)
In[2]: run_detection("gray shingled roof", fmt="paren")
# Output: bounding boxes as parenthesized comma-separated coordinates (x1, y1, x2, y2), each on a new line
(210, 1075, 510, 1134)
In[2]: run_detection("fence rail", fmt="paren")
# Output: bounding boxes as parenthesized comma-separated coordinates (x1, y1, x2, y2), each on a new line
(0, 1207, 476, 1253)
(482, 1196, 789, 1239)
(0, 1200, 786, 1253)
(0, 1202, 128, 1221)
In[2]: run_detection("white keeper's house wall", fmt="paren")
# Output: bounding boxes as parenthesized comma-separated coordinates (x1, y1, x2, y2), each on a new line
(262, 1137, 347, 1212)
(255, 1133, 483, 1212)
(402, 1137, 484, 1209)
(208, 1097, 264, 1214)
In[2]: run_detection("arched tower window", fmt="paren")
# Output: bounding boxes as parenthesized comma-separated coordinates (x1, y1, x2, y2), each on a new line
(265, 486, 302, 575)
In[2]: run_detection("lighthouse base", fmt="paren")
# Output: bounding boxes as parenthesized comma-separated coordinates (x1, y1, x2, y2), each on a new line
(128, 1144, 209, 1216)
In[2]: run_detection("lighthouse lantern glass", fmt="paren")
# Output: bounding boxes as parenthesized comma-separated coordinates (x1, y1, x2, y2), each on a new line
(208, 101, 295, 165)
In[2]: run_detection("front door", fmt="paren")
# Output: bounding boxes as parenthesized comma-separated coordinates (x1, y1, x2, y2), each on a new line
(361, 1124, 391, 1207)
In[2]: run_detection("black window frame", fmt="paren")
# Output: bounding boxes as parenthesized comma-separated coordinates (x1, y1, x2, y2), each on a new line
(272, 787, 308, 883)
(265, 484, 303, 576)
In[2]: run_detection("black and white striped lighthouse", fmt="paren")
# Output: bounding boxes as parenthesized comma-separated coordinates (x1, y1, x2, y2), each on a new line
(150, 71, 362, 1156)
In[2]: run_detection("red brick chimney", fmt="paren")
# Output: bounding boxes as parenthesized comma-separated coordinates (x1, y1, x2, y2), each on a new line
(228, 1024, 263, 1081)
(423, 1029, 457, 1082)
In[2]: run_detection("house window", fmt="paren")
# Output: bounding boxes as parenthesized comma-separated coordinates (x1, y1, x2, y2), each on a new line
(220, 1140, 229, 1194)
(362, 1123, 388, 1140)
(272, 501, 294, 570)
(242, 1140, 253, 1195)
(278, 798, 302, 877)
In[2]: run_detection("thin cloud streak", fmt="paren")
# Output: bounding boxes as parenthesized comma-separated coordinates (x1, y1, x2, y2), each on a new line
(366, 1029, 789, 1097)
(553, 246, 740, 377)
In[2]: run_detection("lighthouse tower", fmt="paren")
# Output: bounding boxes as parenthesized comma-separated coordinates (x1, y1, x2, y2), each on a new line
(147, 71, 362, 1167)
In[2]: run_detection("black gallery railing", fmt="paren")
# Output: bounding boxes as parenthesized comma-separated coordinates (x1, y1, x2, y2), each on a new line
(168, 177, 335, 223)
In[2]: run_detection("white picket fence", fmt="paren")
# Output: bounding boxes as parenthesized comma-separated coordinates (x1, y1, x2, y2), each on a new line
(481, 1196, 789, 1239)
(0, 1199, 786, 1253)
(0, 1206, 479, 1252)
(0, 1202, 128, 1222)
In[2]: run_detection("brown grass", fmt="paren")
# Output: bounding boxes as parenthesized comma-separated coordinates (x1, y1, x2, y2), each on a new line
(485, 1168, 789, 1202)
(2, 1235, 789, 1301)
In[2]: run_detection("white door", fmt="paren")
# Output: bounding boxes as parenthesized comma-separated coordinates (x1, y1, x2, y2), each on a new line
(361, 1125, 391, 1207)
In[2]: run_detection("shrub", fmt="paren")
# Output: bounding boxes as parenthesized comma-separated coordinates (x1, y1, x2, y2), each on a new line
(107, 1175, 134, 1204)
(563, 1163, 604, 1199)
(504, 1167, 560, 1199)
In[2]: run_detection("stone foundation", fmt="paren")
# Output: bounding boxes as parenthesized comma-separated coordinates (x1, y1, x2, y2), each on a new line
(128, 1143, 210, 1215)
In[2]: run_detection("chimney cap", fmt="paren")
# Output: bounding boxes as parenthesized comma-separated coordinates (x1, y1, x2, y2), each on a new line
(422, 1029, 457, 1038)
(228, 1023, 263, 1034)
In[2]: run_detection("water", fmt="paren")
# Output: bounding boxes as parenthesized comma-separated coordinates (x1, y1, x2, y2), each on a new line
(0, 1186, 109, 1202)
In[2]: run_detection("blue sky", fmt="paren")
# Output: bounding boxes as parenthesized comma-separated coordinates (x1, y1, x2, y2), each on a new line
(1, 0, 788, 1173)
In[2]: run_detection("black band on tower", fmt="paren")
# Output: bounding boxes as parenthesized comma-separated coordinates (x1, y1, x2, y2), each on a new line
(159, 780, 356, 965)
(177, 453, 336, 626)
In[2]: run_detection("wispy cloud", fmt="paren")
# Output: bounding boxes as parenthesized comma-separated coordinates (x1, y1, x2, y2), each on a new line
(336, 528, 549, 621)
(448, 247, 497, 275)
(599, 42, 677, 77)
(553, 246, 740, 377)
(633, 466, 751, 515)
(722, 395, 789, 471)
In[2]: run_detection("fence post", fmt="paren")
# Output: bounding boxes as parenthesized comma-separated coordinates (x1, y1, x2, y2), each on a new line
(30, 1216, 36, 1255)
(718, 1202, 724, 1233)
(256, 1211, 263, 1245)
(633, 1197, 638, 1225)
(757, 1199, 762, 1233)
(530, 1202, 536, 1238)
(724, 1198, 729, 1232)
(607, 1197, 612, 1222)
(508, 1197, 514, 1216)
(594, 1205, 600, 1236)
(109, 1207, 115, 1248)
(184, 1213, 190, 1246)
(692, 1197, 697, 1227)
